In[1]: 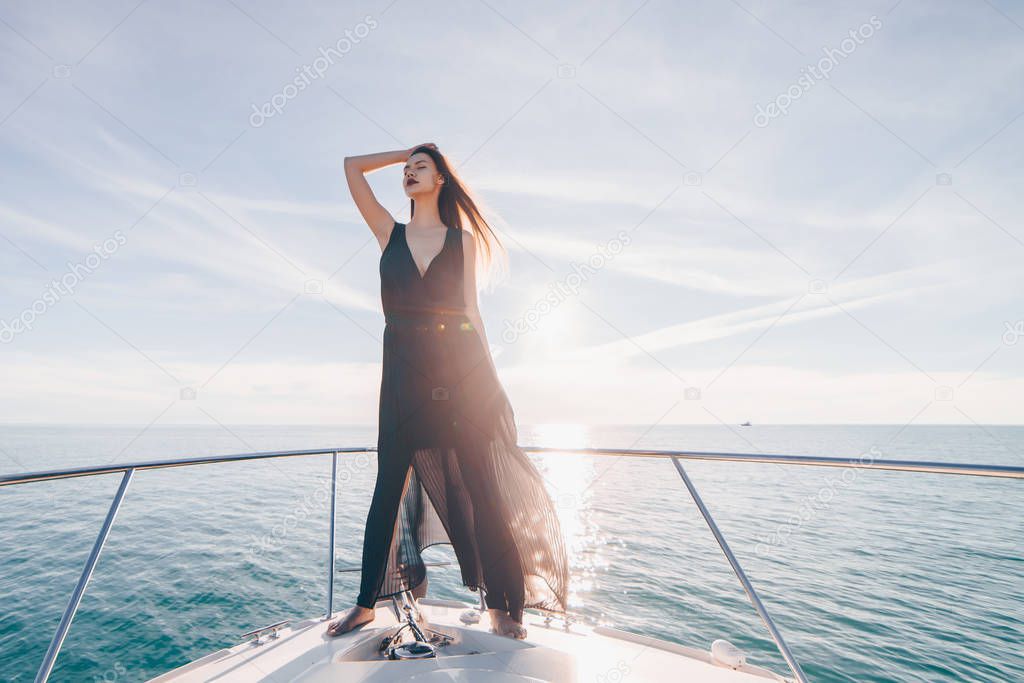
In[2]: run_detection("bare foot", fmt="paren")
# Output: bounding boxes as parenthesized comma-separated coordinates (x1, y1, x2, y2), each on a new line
(488, 609, 527, 640)
(326, 606, 375, 637)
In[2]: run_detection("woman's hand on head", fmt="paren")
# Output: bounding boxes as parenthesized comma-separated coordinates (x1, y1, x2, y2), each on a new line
(407, 142, 437, 155)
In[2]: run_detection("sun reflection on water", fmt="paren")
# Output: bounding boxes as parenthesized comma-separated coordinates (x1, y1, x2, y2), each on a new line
(528, 423, 608, 612)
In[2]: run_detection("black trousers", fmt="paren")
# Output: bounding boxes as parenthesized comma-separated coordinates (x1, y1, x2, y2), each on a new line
(355, 444, 526, 620)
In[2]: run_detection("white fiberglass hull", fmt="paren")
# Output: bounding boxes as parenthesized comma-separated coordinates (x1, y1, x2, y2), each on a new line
(148, 598, 790, 683)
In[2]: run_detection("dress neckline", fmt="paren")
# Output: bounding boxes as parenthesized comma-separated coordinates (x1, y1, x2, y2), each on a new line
(403, 223, 451, 280)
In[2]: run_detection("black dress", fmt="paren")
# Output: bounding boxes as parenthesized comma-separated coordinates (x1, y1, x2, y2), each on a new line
(355, 221, 569, 621)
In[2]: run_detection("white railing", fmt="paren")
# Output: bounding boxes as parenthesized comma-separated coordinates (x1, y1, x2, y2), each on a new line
(2, 445, 1021, 683)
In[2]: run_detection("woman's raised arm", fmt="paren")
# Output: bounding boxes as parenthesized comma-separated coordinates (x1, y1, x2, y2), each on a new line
(343, 143, 436, 249)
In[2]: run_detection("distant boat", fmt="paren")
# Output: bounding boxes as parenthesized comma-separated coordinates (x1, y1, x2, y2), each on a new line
(740, 421, 752, 427)
(9, 444, 1022, 682)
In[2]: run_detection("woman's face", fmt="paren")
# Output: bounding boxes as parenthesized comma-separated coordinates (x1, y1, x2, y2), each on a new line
(403, 152, 443, 197)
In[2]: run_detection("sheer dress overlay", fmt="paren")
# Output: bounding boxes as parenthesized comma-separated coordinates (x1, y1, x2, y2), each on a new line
(355, 222, 569, 621)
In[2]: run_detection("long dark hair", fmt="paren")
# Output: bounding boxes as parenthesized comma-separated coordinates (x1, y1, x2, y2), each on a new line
(408, 145, 504, 278)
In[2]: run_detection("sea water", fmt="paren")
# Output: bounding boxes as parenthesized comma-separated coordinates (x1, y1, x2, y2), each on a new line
(1, 424, 1021, 682)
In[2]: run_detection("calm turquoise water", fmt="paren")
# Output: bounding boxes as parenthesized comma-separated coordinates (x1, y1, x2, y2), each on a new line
(1, 424, 1021, 682)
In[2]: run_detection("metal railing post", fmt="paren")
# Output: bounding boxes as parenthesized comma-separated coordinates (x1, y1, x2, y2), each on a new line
(35, 468, 135, 683)
(0, 444, 1016, 683)
(670, 457, 809, 683)
(326, 451, 338, 619)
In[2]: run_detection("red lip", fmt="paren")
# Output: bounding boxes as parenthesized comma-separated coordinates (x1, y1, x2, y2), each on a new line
(406, 178, 418, 186)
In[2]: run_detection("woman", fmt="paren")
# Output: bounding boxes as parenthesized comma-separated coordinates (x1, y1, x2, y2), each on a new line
(327, 143, 569, 639)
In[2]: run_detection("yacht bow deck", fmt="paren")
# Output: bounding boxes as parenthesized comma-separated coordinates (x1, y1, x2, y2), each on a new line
(148, 598, 787, 683)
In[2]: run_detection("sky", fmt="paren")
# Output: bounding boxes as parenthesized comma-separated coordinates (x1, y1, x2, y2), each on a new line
(1, 0, 1022, 428)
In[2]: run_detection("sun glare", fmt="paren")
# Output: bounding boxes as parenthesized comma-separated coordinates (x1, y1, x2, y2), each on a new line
(528, 422, 604, 610)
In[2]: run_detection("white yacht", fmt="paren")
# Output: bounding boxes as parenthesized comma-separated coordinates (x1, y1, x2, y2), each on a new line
(148, 593, 789, 682)
(4, 445, 1021, 683)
